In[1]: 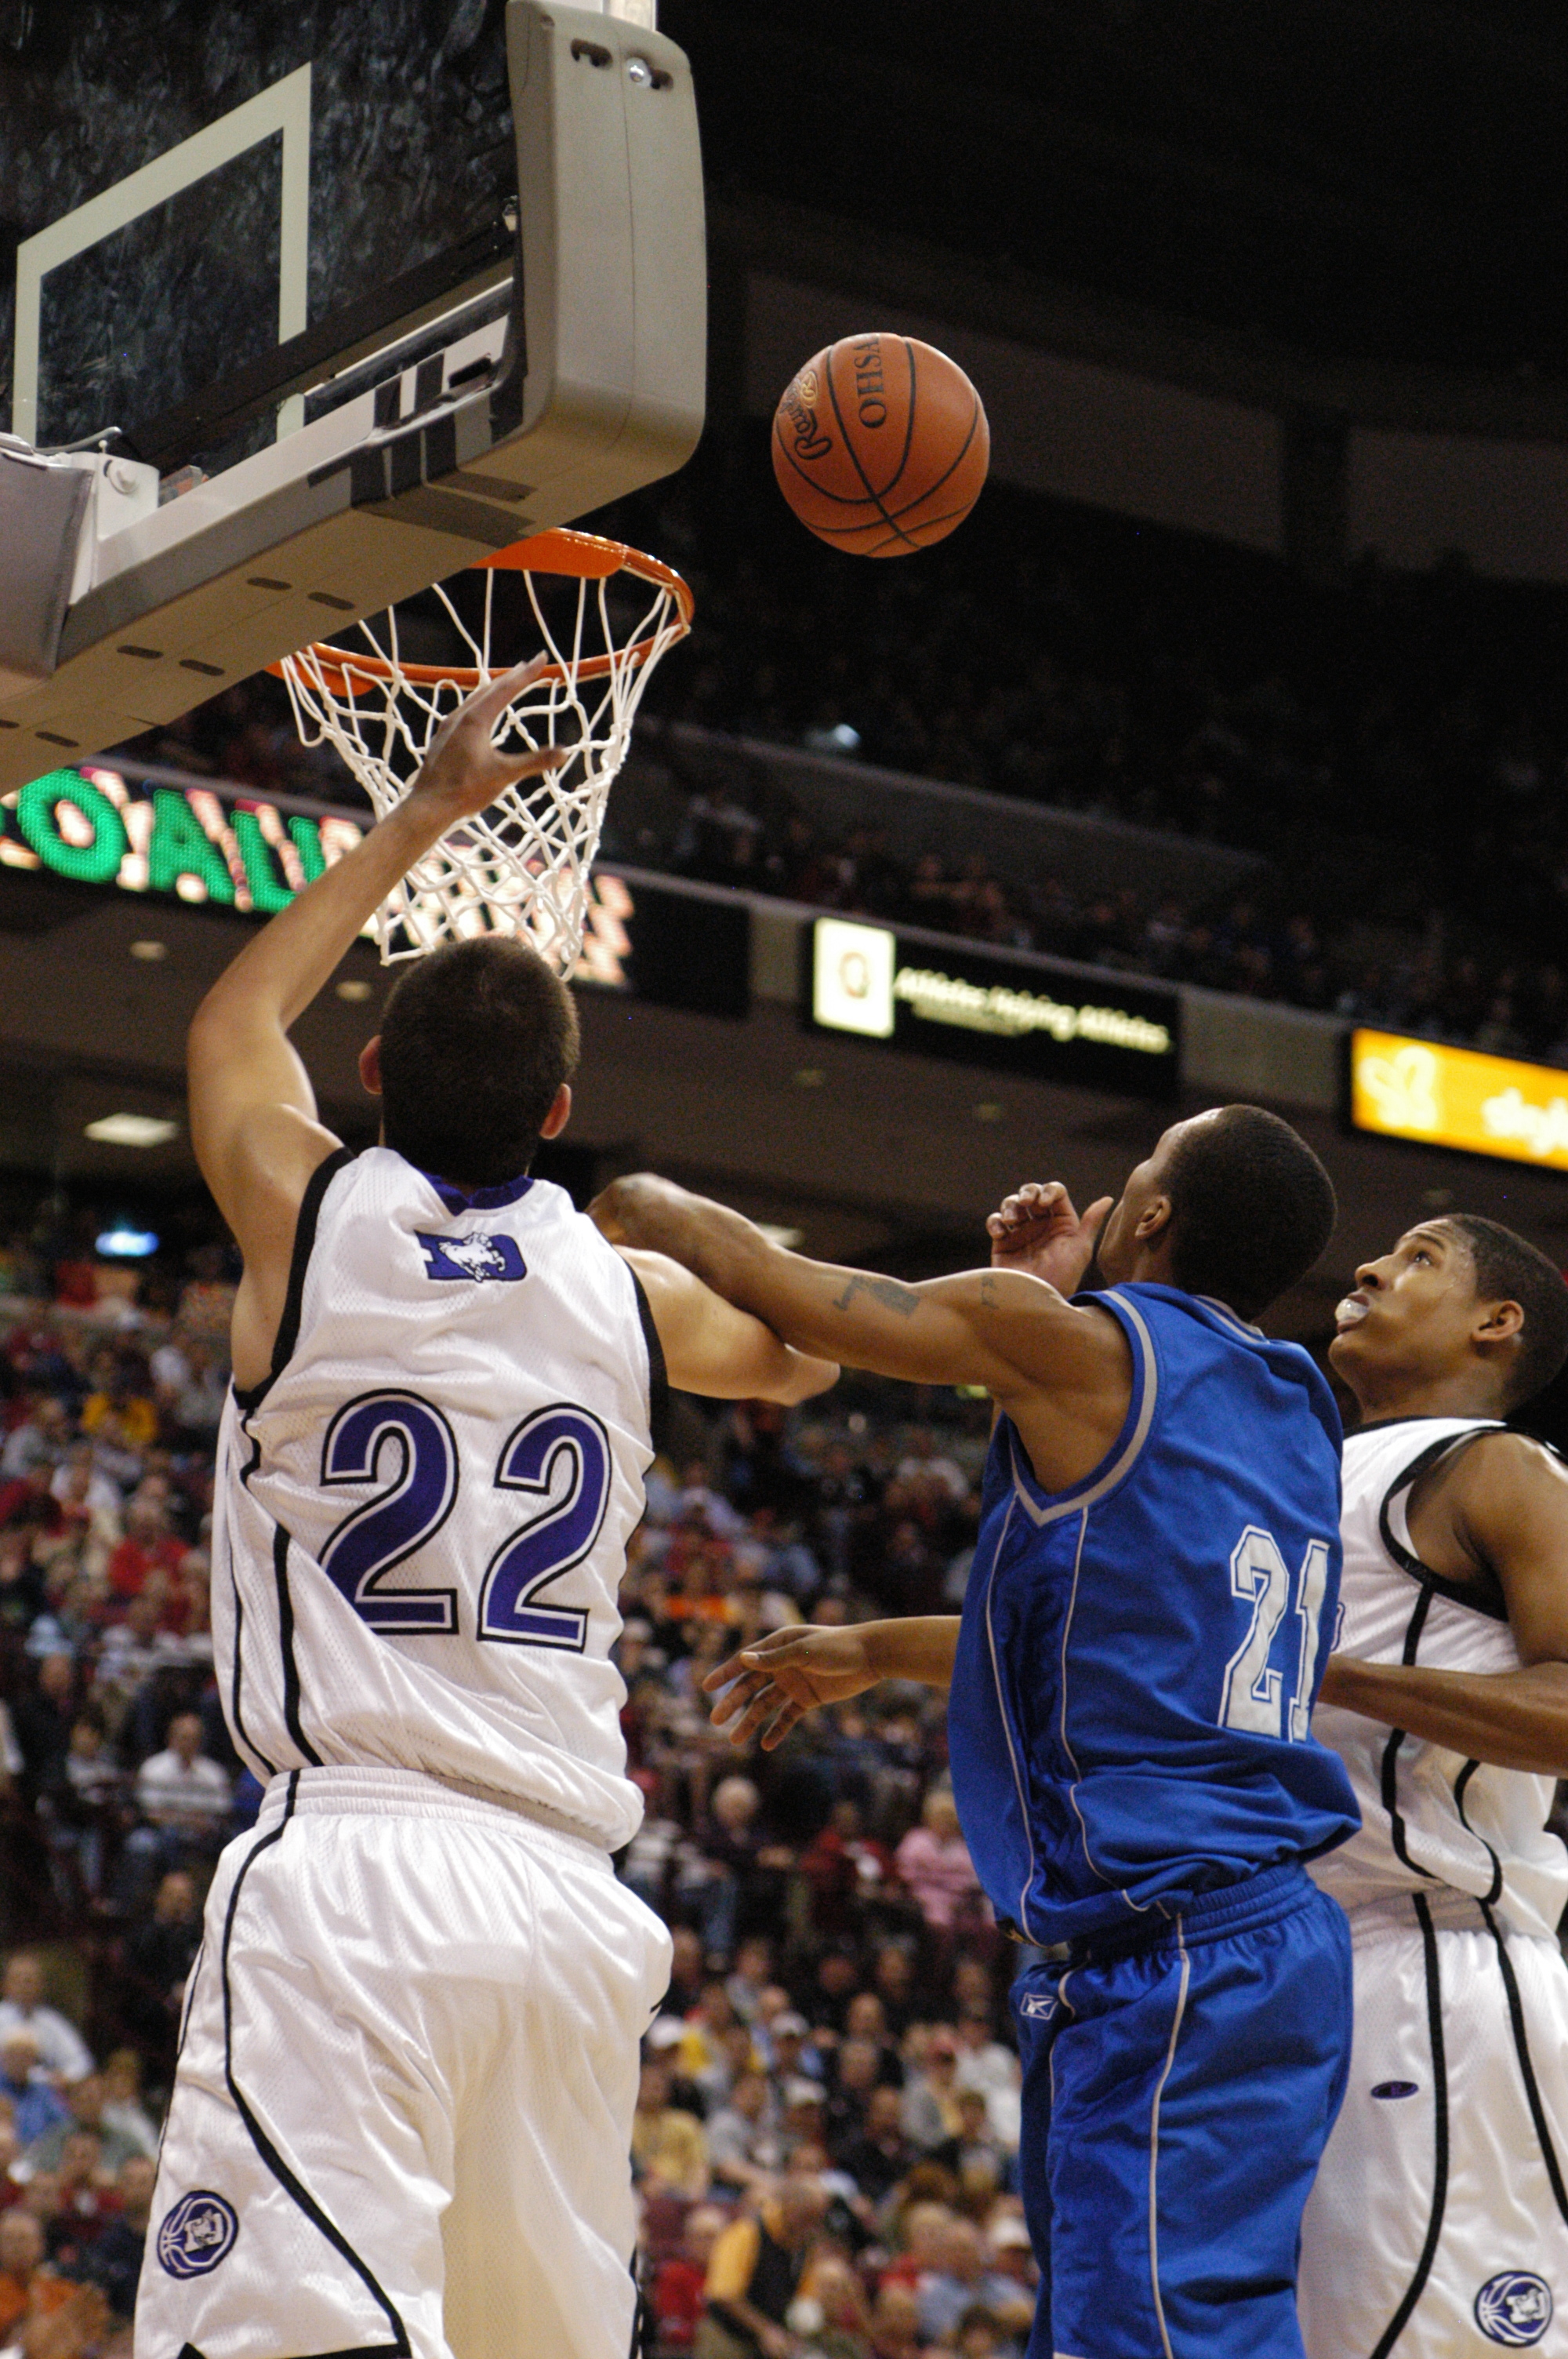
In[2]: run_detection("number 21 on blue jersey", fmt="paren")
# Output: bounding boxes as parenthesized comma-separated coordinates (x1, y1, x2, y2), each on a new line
(1219, 1524, 1332, 1743)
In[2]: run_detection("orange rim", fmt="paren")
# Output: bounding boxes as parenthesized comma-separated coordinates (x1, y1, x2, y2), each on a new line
(267, 528, 693, 697)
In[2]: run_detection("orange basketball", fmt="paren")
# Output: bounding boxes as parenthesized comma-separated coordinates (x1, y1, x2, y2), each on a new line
(771, 334, 990, 557)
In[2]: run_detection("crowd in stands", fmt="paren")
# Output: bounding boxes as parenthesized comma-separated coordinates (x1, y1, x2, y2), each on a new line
(0, 1252, 1036, 2359)
(111, 427, 1568, 1064)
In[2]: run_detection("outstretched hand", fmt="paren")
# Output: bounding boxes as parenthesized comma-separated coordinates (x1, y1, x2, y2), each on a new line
(702, 1623, 881, 1750)
(985, 1180, 1112, 1297)
(408, 655, 565, 824)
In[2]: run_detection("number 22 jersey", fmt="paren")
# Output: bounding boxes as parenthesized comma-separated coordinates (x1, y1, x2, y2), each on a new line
(948, 1283, 1360, 1946)
(212, 1146, 663, 1850)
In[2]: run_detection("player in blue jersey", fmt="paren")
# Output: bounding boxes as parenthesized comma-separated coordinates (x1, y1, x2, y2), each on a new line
(593, 1107, 1360, 2359)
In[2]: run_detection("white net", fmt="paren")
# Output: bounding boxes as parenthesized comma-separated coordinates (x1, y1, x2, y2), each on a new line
(276, 532, 691, 969)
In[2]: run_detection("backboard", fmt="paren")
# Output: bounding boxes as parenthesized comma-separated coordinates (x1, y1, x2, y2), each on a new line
(0, 0, 704, 789)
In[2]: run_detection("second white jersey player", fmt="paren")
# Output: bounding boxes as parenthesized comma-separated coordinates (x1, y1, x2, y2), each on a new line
(1302, 1416, 1568, 2358)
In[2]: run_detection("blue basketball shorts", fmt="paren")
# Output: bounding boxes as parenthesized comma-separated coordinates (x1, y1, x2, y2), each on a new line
(1011, 1862, 1352, 2359)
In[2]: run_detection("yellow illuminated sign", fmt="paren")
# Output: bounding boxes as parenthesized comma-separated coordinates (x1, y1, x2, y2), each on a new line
(1350, 1029, 1568, 1172)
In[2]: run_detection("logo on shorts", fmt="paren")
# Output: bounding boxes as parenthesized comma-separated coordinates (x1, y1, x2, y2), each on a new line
(1475, 2272, 1553, 2346)
(156, 2190, 239, 2278)
(1018, 1993, 1056, 2020)
(1370, 2080, 1420, 2099)
(416, 1231, 526, 1283)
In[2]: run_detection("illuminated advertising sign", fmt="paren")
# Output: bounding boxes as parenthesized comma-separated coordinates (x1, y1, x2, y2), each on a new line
(0, 765, 749, 1013)
(1348, 1028, 1568, 1173)
(809, 918, 1179, 1099)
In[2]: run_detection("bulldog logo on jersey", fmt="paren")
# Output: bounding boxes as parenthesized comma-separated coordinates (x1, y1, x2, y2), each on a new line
(156, 2189, 239, 2278)
(416, 1232, 527, 1283)
(1475, 2272, 1553, 2346)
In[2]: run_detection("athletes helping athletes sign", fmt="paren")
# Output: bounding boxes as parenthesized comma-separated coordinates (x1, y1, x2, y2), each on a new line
(1348, 1028, 1568, 1174)
(810, 917, 1179, 1098)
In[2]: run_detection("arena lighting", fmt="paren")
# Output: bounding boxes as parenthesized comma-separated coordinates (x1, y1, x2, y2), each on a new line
(84, 1114, 178, 1147)
(95, 1221, 160, 1257)
(1348, 1029, 1568, 1173)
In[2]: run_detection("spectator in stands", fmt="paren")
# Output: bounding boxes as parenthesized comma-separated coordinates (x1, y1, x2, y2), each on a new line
(120, 1713, 230, 1898)
(0, 1958, 91, 2086)
(119, 1872, 201, 2077)
(836, 2085, 917, 2208)
(0, 2037, 68, 2150)
(902, 2030, 965, 2154)
(894, 1788, 982, 1936)
(104, 1496, 183, 1606)
(915, 2218, 1034, 2349)
(633, 2055, 710, 2203)
(696, 2175, 828, 2359)
(0, 2211, 54, 2340)
(652, 2202, 727, 2354)
(952, 2014, 1020, 2153)
(866, 2281, 924, 2359)
(82, 2154, 156, 2320)
(705, 2070, 778, 2196)
(10, 1658, 77, 1809)
(97, 2052, 158, 2161)
(23, 2074, 140, 2179)
(40, 1713, 125, 1906)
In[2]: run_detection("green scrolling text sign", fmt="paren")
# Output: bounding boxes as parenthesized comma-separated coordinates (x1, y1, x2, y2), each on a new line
(0, 765, 368, 912)
(0, 762, 644, 990)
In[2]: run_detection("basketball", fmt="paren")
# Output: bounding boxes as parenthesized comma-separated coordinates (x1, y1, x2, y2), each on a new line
(771, 333, 990, 557)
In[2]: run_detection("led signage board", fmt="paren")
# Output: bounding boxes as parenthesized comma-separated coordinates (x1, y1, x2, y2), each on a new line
(0, 765, 749, 1015)
(1348, 1028, 1568, 1174)
(810, 918, 1178, 1099)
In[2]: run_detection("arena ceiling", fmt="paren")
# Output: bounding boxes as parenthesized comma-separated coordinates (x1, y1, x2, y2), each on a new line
(668, 0, 1568, 377)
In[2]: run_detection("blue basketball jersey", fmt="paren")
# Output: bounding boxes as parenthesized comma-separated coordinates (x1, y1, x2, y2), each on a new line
(948, 1283, 1359, 1946)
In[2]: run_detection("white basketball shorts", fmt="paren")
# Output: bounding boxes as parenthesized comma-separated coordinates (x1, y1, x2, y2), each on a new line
(134, 1766, 672, 2359)
(1299, 1892, 1568, 2357)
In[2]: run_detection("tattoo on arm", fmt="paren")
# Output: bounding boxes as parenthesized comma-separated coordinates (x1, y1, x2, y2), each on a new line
(979, 1274, 1000, 1307)
(833, 1274, 923, 1318)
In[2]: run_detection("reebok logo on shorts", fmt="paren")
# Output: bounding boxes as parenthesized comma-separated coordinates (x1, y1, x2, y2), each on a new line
(416, 1231, 526, 1282)
(1474, 2271, 1553, 2346)
(157, 2190, 239, 2278)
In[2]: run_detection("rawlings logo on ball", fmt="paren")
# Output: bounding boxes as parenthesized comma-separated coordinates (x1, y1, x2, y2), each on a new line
(783, 372, 832, 462)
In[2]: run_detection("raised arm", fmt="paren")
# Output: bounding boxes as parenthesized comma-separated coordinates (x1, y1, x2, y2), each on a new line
(187, 658, 561, 1385)
(590, 1175, 1121, 1405)
(619, 1248, 837, 1405)
(1319, 1432, 1568, 1776)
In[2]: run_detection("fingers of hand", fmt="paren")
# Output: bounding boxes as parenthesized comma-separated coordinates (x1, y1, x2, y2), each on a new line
(460, 655, 549, 730)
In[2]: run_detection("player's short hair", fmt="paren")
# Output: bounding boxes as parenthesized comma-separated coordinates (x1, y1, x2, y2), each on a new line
(1444, 1215, 1568, 1408)
(1162, 1105, 1336, 1320)
(376, 936, 580, 1187)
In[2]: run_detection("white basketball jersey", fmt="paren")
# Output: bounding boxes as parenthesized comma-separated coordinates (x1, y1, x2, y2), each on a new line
(1309, 1416, 1568, 1939)
(212, 1147, 662, 1850)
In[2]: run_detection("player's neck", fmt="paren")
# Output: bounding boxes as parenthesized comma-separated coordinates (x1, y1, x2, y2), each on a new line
(1346, 1368, 1508, 1427)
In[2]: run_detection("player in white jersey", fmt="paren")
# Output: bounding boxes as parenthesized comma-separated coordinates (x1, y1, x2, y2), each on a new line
(133, 660, 837, 2359)
(1299, 1213, 1568, 2357)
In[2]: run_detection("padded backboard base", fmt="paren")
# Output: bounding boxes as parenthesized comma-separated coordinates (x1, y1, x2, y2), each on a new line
(0, 1, 705, 791)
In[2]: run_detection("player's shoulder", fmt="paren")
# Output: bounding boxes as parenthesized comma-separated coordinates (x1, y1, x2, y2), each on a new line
(1430, 1423, 1565, 1507)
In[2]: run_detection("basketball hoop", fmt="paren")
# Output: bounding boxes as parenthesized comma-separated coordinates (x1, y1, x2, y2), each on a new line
(272, 529, 692, 969)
